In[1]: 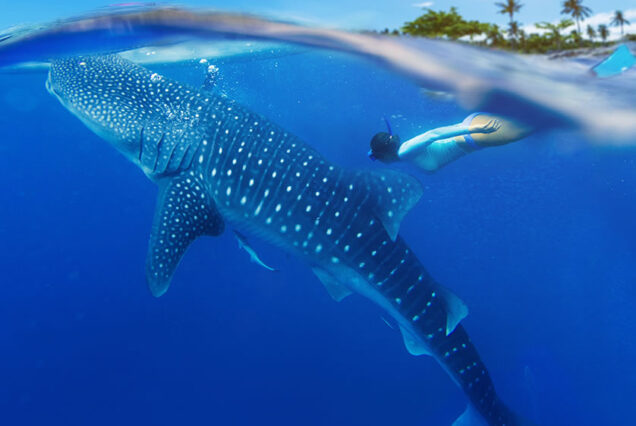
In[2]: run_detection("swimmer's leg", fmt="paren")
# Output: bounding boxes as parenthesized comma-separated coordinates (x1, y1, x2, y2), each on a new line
(409, 137, 469, 172)
(464, 113, 531, 147)
(412, 114, 532, 172)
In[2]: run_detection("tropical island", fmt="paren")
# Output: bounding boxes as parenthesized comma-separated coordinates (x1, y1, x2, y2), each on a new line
(377, 0, 633, 55)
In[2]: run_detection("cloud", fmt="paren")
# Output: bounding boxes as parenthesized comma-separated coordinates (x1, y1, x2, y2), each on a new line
(412, 2, 434, 8)
(523, 9, 635, 41)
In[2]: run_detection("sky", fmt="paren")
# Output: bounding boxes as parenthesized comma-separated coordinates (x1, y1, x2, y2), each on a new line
(0, 0, 633, 38)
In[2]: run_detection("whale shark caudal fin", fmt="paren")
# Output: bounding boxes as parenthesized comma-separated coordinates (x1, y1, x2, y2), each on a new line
(354, 169, 423, 241)
(146, 173, 225, 297)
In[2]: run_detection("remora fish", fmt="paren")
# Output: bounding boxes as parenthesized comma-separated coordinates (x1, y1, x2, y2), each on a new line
(233, 229, 277, 271)
(46, 55, 522, 425)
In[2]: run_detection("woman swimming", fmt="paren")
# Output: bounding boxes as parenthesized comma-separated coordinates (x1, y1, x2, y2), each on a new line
(369, 113, 531, 172)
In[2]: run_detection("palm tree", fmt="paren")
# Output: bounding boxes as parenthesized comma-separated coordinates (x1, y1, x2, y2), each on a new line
(586, 24, 596, 42)
(485, 23, 505, 47)
(495, 0, 523, 46)
(561, 0, 592, 36)
(610, 11, 630, 37)
(536, 19, 573, 50)
(507, 21, 521, 43)
(518, 29, 527, 49)
(598, 24, 609, 44)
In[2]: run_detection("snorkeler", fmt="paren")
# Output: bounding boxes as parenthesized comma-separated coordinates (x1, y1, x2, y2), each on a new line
(369, 113, 531, 172)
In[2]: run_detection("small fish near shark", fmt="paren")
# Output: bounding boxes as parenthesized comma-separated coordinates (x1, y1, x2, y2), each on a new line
(233, 229, 277, 271)
(45, 55, 527, 426)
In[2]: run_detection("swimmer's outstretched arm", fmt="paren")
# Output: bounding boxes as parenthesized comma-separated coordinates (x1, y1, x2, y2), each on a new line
(398, 119, 501, 159)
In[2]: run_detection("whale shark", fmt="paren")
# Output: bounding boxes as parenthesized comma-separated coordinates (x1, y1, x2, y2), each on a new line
(46, 55, 522, 426)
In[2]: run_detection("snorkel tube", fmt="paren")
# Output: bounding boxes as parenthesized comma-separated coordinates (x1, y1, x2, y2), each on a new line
(383, 117, 393, 136)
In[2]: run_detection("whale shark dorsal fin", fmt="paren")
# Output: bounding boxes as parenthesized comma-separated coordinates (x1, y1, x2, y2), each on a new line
(399, 325, 432, 356)
(312, 267, 353, 302)
(436, 285, 469, 335)
(146, 173, 225, 297)
(355, 169, 423, 241)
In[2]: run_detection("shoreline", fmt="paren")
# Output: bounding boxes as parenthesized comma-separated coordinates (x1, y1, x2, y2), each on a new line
(545, 41, 634, 59)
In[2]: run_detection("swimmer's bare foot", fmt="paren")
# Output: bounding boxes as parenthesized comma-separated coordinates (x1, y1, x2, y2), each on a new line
(470, 119, 502, 134)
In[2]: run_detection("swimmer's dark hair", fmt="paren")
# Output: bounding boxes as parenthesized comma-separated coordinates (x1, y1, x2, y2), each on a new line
(369, 132, 400, 163)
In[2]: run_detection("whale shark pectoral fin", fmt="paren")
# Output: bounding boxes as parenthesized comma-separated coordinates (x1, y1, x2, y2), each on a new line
(436, 285, 469, 336)
(399, 325, 432, 356)
(146, 173, 225, 297)
(355, 169, 423, 241)
(312, 267, 353, 302)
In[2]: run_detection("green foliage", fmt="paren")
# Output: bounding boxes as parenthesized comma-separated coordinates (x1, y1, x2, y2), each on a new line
(535, 19, 574, 51)
(485, 24, 505, 47)
(496, 0, 523, 21)
(395, 3, 626, 54)
(561, 0, 592, 36)
(401, 7, 490, 40)
(495, 1, 523, 47)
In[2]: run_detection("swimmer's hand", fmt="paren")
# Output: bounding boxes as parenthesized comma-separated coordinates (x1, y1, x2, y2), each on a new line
(469, 119, 502, 134)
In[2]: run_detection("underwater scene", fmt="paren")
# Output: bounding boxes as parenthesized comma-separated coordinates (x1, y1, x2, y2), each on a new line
(0, 4, 634, 426)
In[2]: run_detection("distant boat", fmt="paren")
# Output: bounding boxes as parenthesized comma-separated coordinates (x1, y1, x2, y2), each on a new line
(591, 44, 636, 77)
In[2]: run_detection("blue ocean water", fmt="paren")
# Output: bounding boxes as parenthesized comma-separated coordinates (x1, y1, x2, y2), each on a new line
(0, 28, 635, 426)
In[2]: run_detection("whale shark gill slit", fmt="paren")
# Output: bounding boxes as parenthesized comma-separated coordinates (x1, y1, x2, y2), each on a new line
(138, 125, 144, 164)
(153, 132, 165, 173)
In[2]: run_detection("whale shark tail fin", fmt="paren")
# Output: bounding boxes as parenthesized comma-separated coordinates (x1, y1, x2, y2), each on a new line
(354, 169, 423, 241)
(146, 173, 225, 297)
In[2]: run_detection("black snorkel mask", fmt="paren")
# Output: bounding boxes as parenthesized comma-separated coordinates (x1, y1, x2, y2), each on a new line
(369, 117, 400, 163)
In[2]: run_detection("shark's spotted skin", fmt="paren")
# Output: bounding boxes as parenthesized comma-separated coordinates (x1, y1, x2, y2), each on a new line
(148, 173, 224, 296)
(47, 55, 520, 426)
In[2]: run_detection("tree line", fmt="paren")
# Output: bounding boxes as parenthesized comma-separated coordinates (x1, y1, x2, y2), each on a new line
(380, 1, 632, 53)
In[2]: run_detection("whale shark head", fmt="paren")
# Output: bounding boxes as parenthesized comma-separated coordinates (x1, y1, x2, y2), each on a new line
(47, 55, 165, 164)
